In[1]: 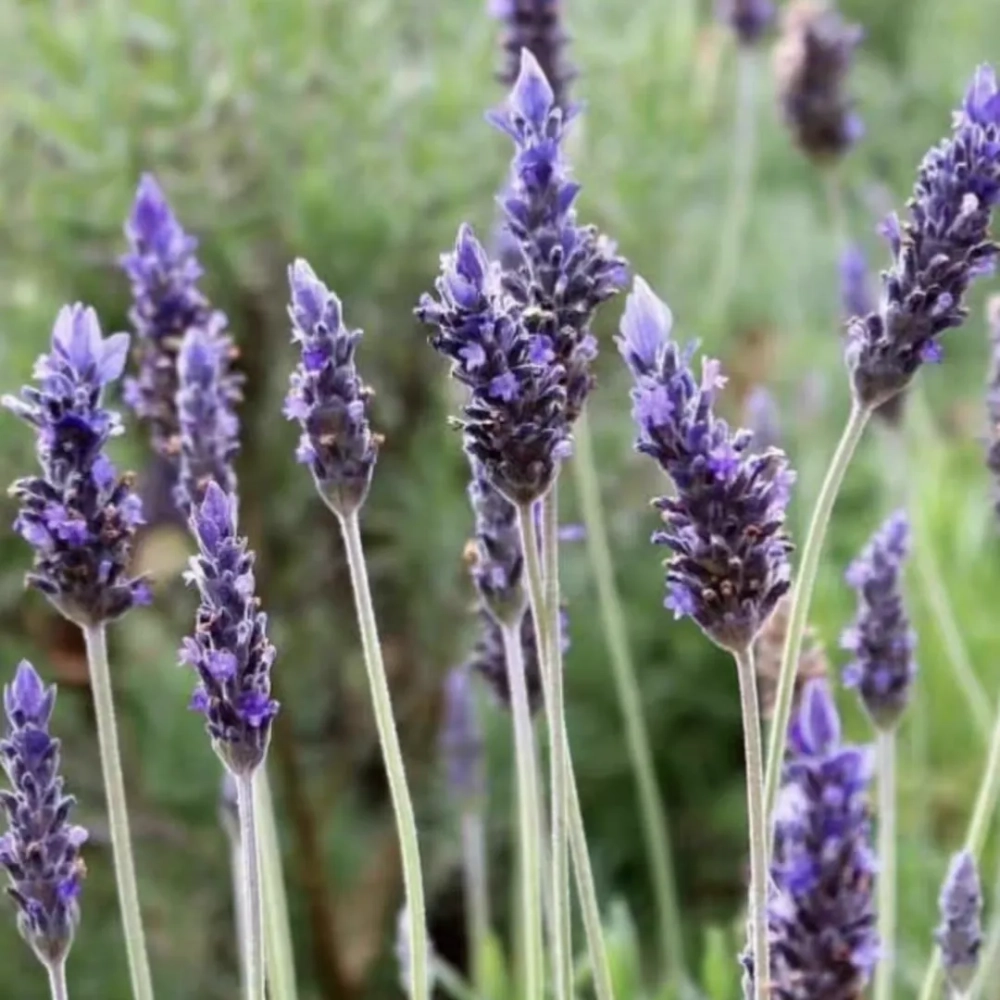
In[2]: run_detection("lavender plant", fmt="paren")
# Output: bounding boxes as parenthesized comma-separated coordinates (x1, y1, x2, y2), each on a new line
(936, 851, 983, 996)
(619, 276, 794, 1000)
(286, 260, 429, 1000)
(0, 662, 86, 1000)
(2, 305, 154, 1000)
(717, 0, 774, 45)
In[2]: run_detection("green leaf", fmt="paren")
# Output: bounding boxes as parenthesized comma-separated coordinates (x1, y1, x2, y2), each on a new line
(476, 930, 511, 1000)
(700, 926, 739, 1000)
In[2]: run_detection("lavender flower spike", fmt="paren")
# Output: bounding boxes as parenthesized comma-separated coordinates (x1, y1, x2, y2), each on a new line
(175, 326, 241, 515)
(619, 276, 794, 652)
(936, 850, 983, 994)
(841, 511, 916, 730)
(440, 667, 484, 803)
(3, 305, 151, 625)
(753, 680, 878, 1000)
(286, 260, 380, 517)
(717, 0, 775, 45)
(846, 65, 1000, 409)
(0, 661, 87, 972)
(181, 482, 278, 776)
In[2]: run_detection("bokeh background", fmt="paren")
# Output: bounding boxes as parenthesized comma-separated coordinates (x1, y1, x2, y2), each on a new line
(1, 0, 1000, 996)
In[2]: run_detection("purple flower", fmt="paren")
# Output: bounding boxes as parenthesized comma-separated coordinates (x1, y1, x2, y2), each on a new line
(717, 0, 775, 45)
(743, 386, 782, 453)
(175, 327, 241, 516)
(936, 850, 983, 994)
(418, 224, 570, 505)
(286, 260, 380, 517)
(839, 245, 875, 321)
(619, 278, 794, 652)
(747, 680, 878, 1000)
(0, 662, 87, 970)
(841, 511, 916, 730)
(774, 0, 863, 162)
(489, 50, 627, 422)
(3, 306, 150, 625)
(121, 175, 239, 460)
(846, 66, 1000, 409)
(440, 668, 484, 802)
(181, 482, 278, 776)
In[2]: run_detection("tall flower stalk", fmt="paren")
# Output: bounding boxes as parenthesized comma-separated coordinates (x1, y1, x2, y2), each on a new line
(3, 305, 155, 1000)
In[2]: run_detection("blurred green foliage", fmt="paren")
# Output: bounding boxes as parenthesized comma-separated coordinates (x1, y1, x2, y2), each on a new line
(1, 0, 1000, 996)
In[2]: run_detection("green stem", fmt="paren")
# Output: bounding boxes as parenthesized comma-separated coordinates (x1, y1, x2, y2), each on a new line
(228, 837, 248, 995)
(573, 414, 687, 985)
(433, 955, 481, 1000)
(499, 620, 546, 1000)
(256, 770, 298, 999)
(46, 962, 69, 1000)
(238, 775, 266, 1000)
(707, 49, 760, 328)
(539, 490, 572, 1000)
(824, 165, 848, 254)
(733, 647, 769, 1000)
(461, 810, 490, 999)
(874, 731, 897, 1000)
(82, 624, 155, 1000)
(764, 402, 871, 829)
(918, 694, 1000, 1000)
(338, 511, 429, 1000)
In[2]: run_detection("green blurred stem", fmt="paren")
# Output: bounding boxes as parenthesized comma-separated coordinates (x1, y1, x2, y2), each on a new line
(237, 774, 266, 1000)
(970, 859, 1000, 1000)
(225, 815, 248, 993)
(919, 690, 1000, 1000)
(733, 646, 769, 1000)
(824, 166, 848, 254)
(461, 810, 489, 998)
(874, 731, 897, 1000)
(539, 489, 572, 1000)
(433, 954, 480, 1000)
(708, 49, 760, 327)
(338, 511, 429, 1000)
(499, 619, 545, 1000)
(763, 403, 871, 829)
(46, 962, 68, 1000)
(572, 413, 687, 986)
(256, 770, 298, 999)
(82, 624, 155, 1000)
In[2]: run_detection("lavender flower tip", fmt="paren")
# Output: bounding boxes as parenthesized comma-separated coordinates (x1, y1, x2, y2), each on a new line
(936, 850, 983, 993)
(441, 667, 484, 802)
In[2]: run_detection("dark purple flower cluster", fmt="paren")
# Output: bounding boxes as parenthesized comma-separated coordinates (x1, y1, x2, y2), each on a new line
(773, 0, 863, 162)
(846, 66, 1000, 409)
(3, 306, 151, 626)
(175, 327, 241, 516)
(758, 680, 878, 1000)
(936, 851, 983, 994)
(0, 662, 87, 970)
(841, 512, 916, 730)
(488, 0, 574, 109)
(418, 224, 570, 505)
(121, 175, 240, 460)
(985, 295, 1000, 519)
(285, 259, 380, 517)
(717, 0, 775, 45)
(440, 667, 484, 802)
(619, 277, 794, 653)
(489, 51, 627, 422)
(180, 482, 279, 776)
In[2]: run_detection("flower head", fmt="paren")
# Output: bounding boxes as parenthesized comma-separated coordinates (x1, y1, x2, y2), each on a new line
(619, 278, 794, 652)
(773, 0, 863, 162)
(841, 511, 916, 730)
(717, 0, 775, 45)
(121, 175, 238, 459)
(286, 260, 380, 517)
(936, 850, 983, 994)
(440, 667, 484, 802)
(846, 66, 1000, 408)
(0, 662, 87, 971)
(488, 50, 627, 422)
(751, 680, 878, 1000)
(181, 482, 278, 776)
(418, 224, 570, 505)
(3, 306, 150, 625)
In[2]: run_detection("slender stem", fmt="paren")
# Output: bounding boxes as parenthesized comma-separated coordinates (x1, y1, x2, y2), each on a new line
(918, 694, 1000, 1000)
(539, 490, 572, 1000)
(733, 647, 770, 1000)
(433, 955, 481, 1000)
(573, 414, 687, 985)
(46, 962, 69, 1000)
(338, 510, 429, 1000)
(707, 49, 760, 328)
(82, 624, 155, 1000)
(874, 731, 897, 1000)
(764, 403, 871, 829)
(824, 166, 849, 254)
(226, 831, 248, 993)
(237, 775, 265, 1000)
(461, 809, 490, 998)
(499, 621, 545, 1000)
(256, 769, 299, 999)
